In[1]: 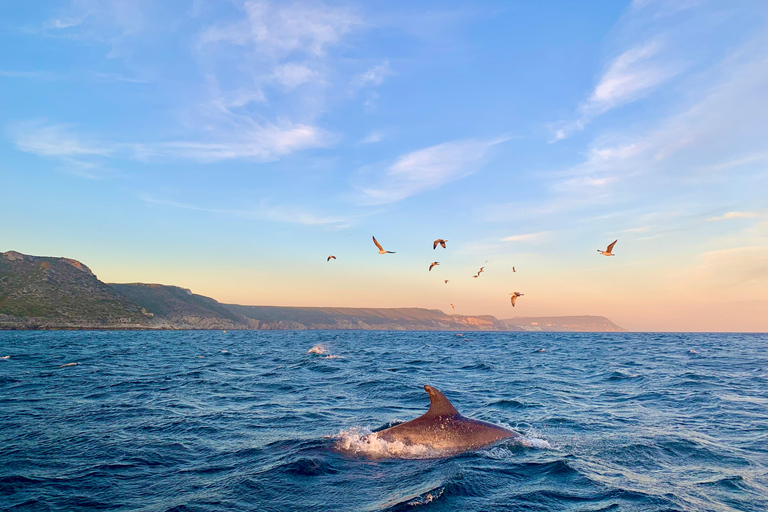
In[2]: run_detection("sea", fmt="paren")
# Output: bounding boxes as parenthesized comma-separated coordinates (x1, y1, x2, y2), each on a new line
(1, 331, 766, 511)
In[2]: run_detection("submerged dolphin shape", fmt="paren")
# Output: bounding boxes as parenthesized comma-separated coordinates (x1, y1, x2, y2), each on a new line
(373, 385, 520, 455)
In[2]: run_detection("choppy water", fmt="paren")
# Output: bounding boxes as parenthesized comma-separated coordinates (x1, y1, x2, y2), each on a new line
(1, 331, 767, 511)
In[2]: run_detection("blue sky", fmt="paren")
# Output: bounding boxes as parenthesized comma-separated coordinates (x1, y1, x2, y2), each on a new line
(2, 0, 767, 331)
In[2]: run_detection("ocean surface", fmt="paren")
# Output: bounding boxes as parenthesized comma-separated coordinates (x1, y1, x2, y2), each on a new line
(1, 331, 766, 511)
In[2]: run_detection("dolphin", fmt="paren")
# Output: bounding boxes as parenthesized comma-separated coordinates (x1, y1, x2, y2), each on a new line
(373, 385, 520, 455)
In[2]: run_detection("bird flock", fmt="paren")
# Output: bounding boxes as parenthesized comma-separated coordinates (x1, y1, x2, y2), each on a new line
(326, 237, 619, 312)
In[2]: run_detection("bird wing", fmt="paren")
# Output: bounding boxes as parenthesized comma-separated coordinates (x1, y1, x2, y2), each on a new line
(511, 295, 517, 306)
(440, 240, 446, 248)
(372, 236, 384, 251)
(429, 263, 436, 271)
(433, 240, 438, 250)
(607, 240, 617, 253)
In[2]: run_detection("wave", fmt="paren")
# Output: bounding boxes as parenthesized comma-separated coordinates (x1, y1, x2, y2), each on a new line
(333, 427, 436, 459)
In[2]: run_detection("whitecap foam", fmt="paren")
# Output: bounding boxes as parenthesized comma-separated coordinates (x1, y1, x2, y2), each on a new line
(323, 355, 342, 359)
(519, 436, 552, 449)
(333, 427, 436, 459)
(307, 344, 328, 355)
(407, 487, 444, 506)
(480, 436, 551, 459)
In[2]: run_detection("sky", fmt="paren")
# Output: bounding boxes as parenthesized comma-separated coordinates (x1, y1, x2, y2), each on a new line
(1, 0, 767, 332)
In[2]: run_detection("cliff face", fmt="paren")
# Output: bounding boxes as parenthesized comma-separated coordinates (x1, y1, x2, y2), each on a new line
(503, 316, 626, 332)
(0, 251, 152, 329)
(226, 305, 514, 331)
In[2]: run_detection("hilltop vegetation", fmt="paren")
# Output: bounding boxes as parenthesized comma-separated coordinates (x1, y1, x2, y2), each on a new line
(0, 251, 151, 329)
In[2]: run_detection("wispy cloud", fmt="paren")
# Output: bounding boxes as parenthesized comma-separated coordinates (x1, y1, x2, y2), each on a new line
(10, 119, 331, 167)
(272, 62, 323, 88)
(354, 137, 508, 205)
(553, 40, 679, 140)
(0, 70, 63, 80)
(707, 211, 760, 222)
(502, 231, 552, 243)
(9, 121, 113, 157)
(360, 131, 383, 144)
(351, 61, 393, 88)
(199, 1, 360, 57)
(190, 1, 370, 160)
(135, 122, 332, 163)
(142, 195, 353, 229)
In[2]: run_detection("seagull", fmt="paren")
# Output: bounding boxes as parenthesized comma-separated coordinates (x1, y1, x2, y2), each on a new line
(509, 292, 524, 307)
(512, 267, 516, 272)
(477, 266, 485, 275)
(444, 280, 449, 284)
(450, 303, 455, 310)
(473, 274, 479, 278)
(372, 236, 395, 254)
(598, 240, 617, 256)
(429, 262, 440, 271)
(327, 255, 336, 261)
(433, 239, 448, 250)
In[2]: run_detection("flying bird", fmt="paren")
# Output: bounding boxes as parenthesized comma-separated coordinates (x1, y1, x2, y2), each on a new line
(512, 267, 516, 272)
(429, 262, 440, 271)
(598, 240, 618, 256)
(509, 292, 524, 307)
(433, 239, 448, 250)
(444, 280, 449, 284)
(372, 236, 396, 254)
(450, 303, 455, 310)
(327, 255, 336, 261)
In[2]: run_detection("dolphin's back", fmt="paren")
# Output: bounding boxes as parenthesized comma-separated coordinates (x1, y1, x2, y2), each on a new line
(374, 385, 519, 454)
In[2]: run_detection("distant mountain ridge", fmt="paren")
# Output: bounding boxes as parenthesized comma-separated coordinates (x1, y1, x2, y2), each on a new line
(227, 305, 510, 331)
(503, 316, 626, 332)
(0, 250, 625, 332)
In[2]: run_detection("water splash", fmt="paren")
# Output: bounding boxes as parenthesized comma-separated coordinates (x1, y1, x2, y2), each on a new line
(333, 428, 436, 459)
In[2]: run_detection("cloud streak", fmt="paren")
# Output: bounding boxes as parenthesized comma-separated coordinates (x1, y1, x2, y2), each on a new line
(355, 137, 508, 205)
(554, 40, 679, 140)
(10, 120, 331, 166)
(142, 196, 353, 229)
(502, 231, 552, 243)
(9, 121, 113, 157)
(707, 211, 760, 222)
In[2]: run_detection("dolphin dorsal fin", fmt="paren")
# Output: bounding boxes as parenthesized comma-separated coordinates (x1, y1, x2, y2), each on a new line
(424, 385, 459, 417)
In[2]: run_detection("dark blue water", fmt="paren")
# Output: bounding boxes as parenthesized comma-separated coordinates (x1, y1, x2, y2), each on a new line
(1, 331, 766, 511)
